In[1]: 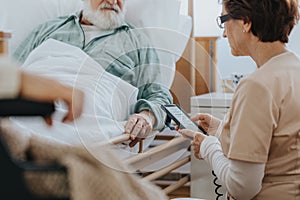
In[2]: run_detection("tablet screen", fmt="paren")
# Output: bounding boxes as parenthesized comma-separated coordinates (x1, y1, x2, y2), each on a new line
(163, 105, 199, 132)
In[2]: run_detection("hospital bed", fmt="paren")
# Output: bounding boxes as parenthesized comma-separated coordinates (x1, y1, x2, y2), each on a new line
(0, 0, 194, 198)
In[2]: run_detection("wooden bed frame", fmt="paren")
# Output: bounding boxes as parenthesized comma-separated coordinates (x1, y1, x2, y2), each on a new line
(110, 134, 191, 196)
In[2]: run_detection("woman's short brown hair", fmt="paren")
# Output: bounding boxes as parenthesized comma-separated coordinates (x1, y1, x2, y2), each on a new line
(223, 0, 299, 43)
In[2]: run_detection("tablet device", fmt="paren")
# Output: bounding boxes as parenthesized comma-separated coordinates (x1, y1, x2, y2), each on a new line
(161, 104, 207, 135)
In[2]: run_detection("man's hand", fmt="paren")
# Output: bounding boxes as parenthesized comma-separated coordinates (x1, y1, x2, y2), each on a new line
(124, 110, 155, 147)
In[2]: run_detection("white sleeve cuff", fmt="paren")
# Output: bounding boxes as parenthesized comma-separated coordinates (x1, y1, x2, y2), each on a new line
(200, 135, 221, 159)
(215, 120, 223, 138)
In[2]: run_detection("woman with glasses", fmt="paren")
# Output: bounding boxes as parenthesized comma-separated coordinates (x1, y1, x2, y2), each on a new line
(179, 0, 300, 199)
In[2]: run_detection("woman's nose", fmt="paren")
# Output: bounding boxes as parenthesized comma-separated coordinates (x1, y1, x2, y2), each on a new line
(223, 29, 227, 38)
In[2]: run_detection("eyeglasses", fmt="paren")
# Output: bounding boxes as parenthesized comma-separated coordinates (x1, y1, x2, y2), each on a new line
(216, 14, 231, 29)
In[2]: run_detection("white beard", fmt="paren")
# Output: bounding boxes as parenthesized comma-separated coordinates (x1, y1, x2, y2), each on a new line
(82, 1, 125, 30)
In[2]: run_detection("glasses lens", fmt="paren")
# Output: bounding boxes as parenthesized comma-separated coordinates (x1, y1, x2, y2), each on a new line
(216, 14, 230, 29)
(216, 16, 224, 28)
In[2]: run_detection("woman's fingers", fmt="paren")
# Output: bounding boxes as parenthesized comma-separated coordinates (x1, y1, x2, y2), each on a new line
(178, 129, 195, 140)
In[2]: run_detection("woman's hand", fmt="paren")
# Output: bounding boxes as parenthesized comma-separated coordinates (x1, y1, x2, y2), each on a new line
(178, 129, 207, 159)
(191, 113, 221, 136)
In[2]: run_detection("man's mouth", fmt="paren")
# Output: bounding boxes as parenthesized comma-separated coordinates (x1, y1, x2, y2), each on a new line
(101, 7, 117, 12)
(100, 4, 120, 13)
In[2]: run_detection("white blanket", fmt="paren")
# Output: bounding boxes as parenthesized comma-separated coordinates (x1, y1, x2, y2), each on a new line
(10, 39, 151, 154)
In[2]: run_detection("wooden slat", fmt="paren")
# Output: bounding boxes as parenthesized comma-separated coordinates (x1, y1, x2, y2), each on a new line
(0, 31, 12, 39)
(109, 133, 130, 144)
(143, 156, 190, 181)
(0, 31, 11, 55)
(124, 137, 190, 170)
(109, 134, 145, 153)
(163, 175, 190, 194)
(154, 135, 176, 140)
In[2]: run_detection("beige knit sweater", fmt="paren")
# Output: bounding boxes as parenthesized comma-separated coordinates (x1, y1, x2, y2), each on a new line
(0, 119, 168, 200)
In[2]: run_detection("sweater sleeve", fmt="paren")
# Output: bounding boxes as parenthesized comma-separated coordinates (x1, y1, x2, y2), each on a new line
(200, 136, 265, 199)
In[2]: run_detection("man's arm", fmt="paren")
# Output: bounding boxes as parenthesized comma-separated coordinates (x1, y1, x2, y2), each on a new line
(13, 24, 45, 63)
(13, 17, 67, 63)
(123, 45, 173, 147)
(133, 46, 173, 130)
(135, 82, 172, 130)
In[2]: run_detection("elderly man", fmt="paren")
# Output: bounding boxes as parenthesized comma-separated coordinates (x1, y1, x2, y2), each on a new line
(13, 0, 172, 147)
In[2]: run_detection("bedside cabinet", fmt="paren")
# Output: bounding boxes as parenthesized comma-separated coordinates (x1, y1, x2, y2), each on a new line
(190, 92, 233, 119)
(189, 92, 233, 200)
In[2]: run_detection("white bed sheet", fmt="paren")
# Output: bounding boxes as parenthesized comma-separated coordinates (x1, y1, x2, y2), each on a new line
(10, 39, 153, 154)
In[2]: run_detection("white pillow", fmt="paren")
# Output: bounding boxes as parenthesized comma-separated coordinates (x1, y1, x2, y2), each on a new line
(126, 0, 192, 87)
(0, 0, 191, 88)
(126, 0, 191, 61)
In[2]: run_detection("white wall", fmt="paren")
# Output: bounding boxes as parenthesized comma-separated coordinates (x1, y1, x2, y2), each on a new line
(287, 23, 300, 57)
(193, 0, 221, 37)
